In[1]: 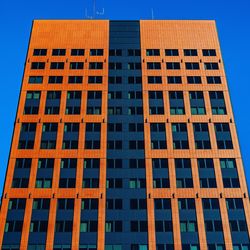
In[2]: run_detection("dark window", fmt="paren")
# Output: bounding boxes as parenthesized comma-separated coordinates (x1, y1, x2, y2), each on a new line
(166, 62, 181, 70)
(165, 49, 179, 56)
(127, 49, 141, 56)
(214, 123, 233, 149)
(187, 76, 202, 84)
(167, 76, 182, 84)
(184, 49, 198, 56)
(204, 62, 219, 70)
(209, 91, 227, 115)
(68, 76, 83, 84)
(169, 91, 185, 115)
(147, 62, 161, 70)
(28, 76, 43, 84)
(48, 76, 63, 84)
(31, 62, 45, 69)
(89, 62, 103, 69)
(193, 123, 211, 149)
(90, 49, 103, 56)
(50, 62, 64, 69)
(45, 91, 61, 115)
(109, 49, 122, 56)
(70, 62, 84, 69)
(146, 49, 160, 56)
(185, 62, 200, 70)
(71, 49, 85, 56)
(33, 49, 47, 56)
(88, 76, 102, 84)
(52, 49, 66, 56)
(24, 91, 40, 115)
(202, 49, 216, 56)
(207, 76, 221, 84)
(189, 91, 206, 115)
(148, 76, 162, 84)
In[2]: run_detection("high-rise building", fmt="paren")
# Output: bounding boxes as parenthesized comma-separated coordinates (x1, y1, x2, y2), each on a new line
(0, 20, 249, 250)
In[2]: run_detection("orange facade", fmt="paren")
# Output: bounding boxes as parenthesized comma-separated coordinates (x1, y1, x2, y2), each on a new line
(0, 20, 249, 250)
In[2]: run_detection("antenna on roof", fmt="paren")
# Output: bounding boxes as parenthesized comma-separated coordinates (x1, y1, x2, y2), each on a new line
(85, 0, 104, 19)
(151, 8, 154, 20)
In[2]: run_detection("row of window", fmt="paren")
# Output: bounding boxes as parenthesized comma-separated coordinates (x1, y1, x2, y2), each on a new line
(17, 121, 233, 150)
(30, 61, 219, 71)
(32, 48, 217, 57)
(11, 157, 239, 189)
(23, 90, 227, 116)
(28, 75, 222, 84)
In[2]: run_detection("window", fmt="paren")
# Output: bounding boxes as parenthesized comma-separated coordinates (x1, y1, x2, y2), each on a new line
(108, 123, 122, 132)
(105, 245, 122, 250)
(24, 91, 40, 115)
(88, 76, 102, 84)
(52, 49, 66, 56)
(172, 123, 189, 149)
(178, 199, 195, 210)
(147, 62, 161, 70)
(71, 49, 85, 56)
(150, 123, 167, 149)
(180, 221, 198, 232)
(198, 159, 216, 188)
(38, 158, 54, 169)
(131, 245, 148, 250)
(108, 107, 122, 115)
(189, 91, 206, 115)
(129, 159, 145, 169)
(226, 198, 244, 210)
(35, 178, 52, 188)
(8, 198, 26, 210)
(55, 220, 73, 232)
(149, 91, 164, 115)
(204, 62, 219, 70)
(15, 158, 32, 169)
(30, 220, 48, 232)
(187, 76, 202, 84)
(107, 159, 122, 169)
(109, 91, 122, 99)
(202, 198, 220, 210)
(33, 199, 50, 210)
(31, 62, 45, 69)
(166, 62, 180, 70)
(84, 159, 100, 169)
(127, 49, 141, 56)
(155, 220, 173, 232)
(130, 199, 146, 210)
(4, 221, 23, 232)
(90, 49, 103, 56)
(40, 123, 58, 149)
(128, 62, 141, 70)
(109, 62, 122, 70)
(66, 91, 81, 115)
(207, 76, 221, 84)
(153, 178, 169, 188)
(62, 123, 79, 149)
(89, 62, 103, 69)
(68, 76, 83, 84)
(48, 76, 63, 84)
(202, 49, 216, 56)
(58, 199, 74, 210)
(109, 76, 122, 84)
(128, 106, 143, 115)
(129, 178, 146, 188)
(129, 140, 144, 150)
(185, 62, 200, 70)
(128, 123, 143, 132)
(106, 178, 122, 189)
(28, 76, 43, 84)
(165, 49, 179, 56)
(167, 76, 182, 84)
(45, 91, 61, 115)
(214, 123, 233, 149)
(175, 159, 193, 188)
(33, 49, 47, 56)
(107, 140, 122, 149)
(193, 123, 211, 149)
(154, 198, 171, 210)
(50, 62, 64, 69)
(61, 158, 77, 169)
(209, 91, 227, 115)
(106, 199, 122, 210)
(12, 178, 29, 188)
(82, 199, 98, 210)
(105, 221, 122, 232)
(128, 76, 142, 84)
(146, 49, 160, 56)
(220, 159, 240, 188)
(85, 123, 101, 149)
(130, 221, 148, 232)
(82, 178, 99, 188)
(70, 62, 84, 69)
(110, 49, 122, 56)
(18, 123, 36, 149)
(169, 91, 185, 115)
(184, 49, 198, 56)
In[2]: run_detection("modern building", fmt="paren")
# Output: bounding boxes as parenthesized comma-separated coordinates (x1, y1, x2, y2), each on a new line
(0, 20, 249, 250)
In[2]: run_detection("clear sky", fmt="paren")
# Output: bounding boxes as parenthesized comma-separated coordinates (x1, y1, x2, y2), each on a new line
(0, 0, 249, 193)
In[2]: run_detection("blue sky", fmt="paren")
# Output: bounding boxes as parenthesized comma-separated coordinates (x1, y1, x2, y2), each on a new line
(0, 0, 249, 192)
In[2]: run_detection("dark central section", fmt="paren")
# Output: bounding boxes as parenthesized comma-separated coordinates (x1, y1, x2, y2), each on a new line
(106, 21, 148, 250)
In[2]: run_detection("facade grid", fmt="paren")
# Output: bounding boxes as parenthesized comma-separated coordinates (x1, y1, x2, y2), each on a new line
(0, 20, 249, 250)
